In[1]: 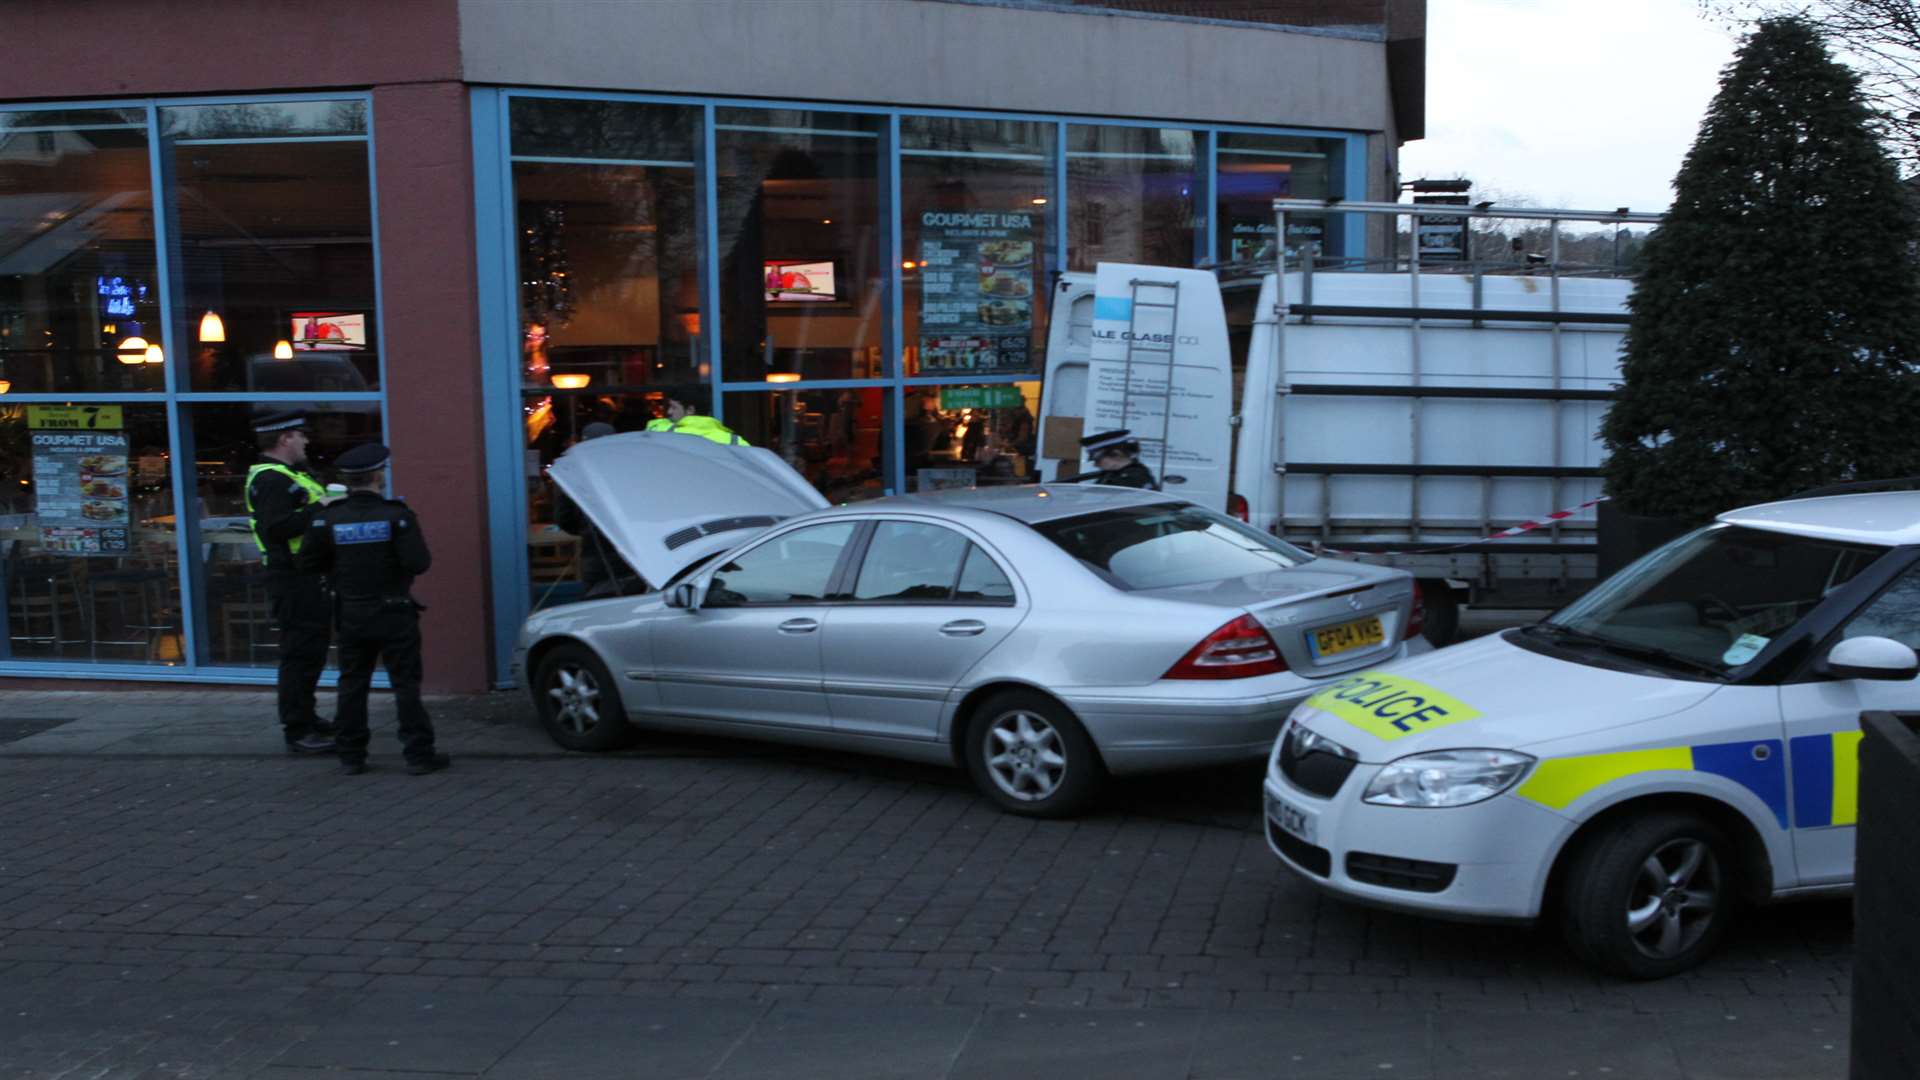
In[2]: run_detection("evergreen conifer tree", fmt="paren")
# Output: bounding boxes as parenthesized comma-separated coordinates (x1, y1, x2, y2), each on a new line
(1601, 17, 1920, 517)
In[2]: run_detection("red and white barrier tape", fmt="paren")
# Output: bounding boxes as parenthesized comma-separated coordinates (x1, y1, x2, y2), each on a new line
(1312, 495, 1609, 557)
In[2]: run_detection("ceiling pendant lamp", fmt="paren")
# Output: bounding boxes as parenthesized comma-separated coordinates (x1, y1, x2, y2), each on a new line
(143, 343, 165, 364)
(198, 310, 226, 343)
(273, 340, 294, 360)
(117, 336, 148, 365)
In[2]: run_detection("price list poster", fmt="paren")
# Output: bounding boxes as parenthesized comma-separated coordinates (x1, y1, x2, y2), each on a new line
(29, 406, 131, 555)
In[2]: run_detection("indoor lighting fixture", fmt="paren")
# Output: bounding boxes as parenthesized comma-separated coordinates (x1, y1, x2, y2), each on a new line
(273, 340, 294, 360)
(0, 379, 10, 394)
(551, 373, 591, 389)
(1031, 197, 1048, 205)
(902, 260, 916, 270)
(198, 310, 226, 343)
(766, 372, 801, 383)
(117, 335, 148, 365)
(143, 343, 164, 364)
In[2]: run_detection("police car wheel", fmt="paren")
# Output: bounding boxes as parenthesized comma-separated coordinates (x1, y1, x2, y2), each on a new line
(964, 690, 1102, 818)
(534, 644, 631, 752)
(1561, 811, 1734, 980)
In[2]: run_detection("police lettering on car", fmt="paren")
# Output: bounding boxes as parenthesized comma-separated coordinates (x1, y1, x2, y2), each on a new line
(297, 442, 450, 776)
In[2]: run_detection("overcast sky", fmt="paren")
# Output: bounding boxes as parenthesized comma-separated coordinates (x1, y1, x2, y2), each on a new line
(1398, 0, 1742, 215)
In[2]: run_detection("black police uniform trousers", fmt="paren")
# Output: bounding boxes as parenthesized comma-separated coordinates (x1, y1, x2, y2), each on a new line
(266, 569, 331, 741)
(333, 597, 436, 765)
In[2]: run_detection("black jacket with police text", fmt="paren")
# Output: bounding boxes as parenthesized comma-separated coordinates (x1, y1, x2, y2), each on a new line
(296, 490, 432, 602)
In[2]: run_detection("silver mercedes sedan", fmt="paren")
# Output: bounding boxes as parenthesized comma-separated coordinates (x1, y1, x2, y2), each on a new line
(513, 433, 1427, 817)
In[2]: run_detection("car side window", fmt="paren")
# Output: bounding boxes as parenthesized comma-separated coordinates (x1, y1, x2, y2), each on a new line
(706, 522, 856, 606)
(853, 521, 970, 602)
(1842, 565, 1920, 650)
(954, 544, 1015, 603)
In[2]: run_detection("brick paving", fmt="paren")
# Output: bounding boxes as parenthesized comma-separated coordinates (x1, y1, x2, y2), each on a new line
(0, 687, 1856, 1077)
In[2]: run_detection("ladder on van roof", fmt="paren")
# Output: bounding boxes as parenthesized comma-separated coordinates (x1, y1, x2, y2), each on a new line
(1115, 276, 1182, 489)
(1267, 199, 1662, 584)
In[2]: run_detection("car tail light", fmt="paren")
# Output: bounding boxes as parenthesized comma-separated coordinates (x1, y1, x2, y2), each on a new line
(1227, 493, 1250, 522)
(1404, 583, 1427, 641)
(1164, 614, 1287, 679)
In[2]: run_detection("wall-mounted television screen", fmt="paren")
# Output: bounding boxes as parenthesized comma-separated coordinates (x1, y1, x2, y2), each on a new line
(764, 260, 840, 304)
(290, 311, 368, 351)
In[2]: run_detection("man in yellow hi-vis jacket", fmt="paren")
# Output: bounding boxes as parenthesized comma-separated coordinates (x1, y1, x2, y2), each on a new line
(245, 409, 339, 754)
(646, 391, 748, 445)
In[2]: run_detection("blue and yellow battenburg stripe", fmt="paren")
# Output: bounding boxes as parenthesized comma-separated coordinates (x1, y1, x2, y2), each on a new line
(1787, 731, 1864, 828)
(1516, 740, 1790, 828)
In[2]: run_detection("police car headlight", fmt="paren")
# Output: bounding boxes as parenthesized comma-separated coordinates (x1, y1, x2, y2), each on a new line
(1362, 749, 1534, 808)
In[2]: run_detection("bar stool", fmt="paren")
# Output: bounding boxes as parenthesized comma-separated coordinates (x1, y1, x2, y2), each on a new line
(6, 551, 90, 658)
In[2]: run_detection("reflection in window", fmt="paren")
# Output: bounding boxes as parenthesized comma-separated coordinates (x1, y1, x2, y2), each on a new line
(1215, 132, 1343, 264)
(0, 108, 164, 393)
(726, 388, 888, 503)
(1844, 568, 1920, 650)
(0, 403, 182, 664)
(903, 382, 1039, 491)
(955, 545, 1015, 602)
(716, 110, 885, 382)
(901, 117, 1053, 377)
(854, 521, 969, 601)
(708, 522, 856, 605)
(163, 102, 378, 392)
(1067, 126, 1197, 271)
(184, 402, 381, 668)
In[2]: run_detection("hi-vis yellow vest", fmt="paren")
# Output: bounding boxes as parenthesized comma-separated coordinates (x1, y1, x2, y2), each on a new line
(648, 416, 747, 445)
(245, 462, 327, 557)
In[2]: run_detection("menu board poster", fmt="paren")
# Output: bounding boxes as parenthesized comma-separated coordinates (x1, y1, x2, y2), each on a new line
(30, 429, 131, 555)
(918, 211, 1037, 374)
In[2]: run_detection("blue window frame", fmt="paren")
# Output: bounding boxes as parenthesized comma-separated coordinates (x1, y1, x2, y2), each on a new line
(0, 93, 389, 685)
(473, 87, 1364, 685)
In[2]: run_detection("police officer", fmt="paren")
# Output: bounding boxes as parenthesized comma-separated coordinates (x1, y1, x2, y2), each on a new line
(246, 409, 336, 754)
(646, 390, 748, 445)
(296, 443, 450, 776)
(1075, 429, 1159, 489)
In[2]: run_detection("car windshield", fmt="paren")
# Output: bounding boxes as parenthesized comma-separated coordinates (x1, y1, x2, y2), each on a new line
(1541, 524, 1886, 676)
(1033, 502, 1313, 590)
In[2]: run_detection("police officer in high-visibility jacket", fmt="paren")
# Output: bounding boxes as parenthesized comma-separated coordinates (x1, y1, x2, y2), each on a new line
(245, 409, 336, 754)
(645, 391, 748, 445)
(296, 443, 449, 776)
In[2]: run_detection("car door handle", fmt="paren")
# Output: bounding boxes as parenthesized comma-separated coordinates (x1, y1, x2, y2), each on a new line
(940, 619, 988, 637)
(777, 618, 820, 634)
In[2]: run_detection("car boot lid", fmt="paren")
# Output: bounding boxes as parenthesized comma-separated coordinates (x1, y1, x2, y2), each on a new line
(1290, 631, 1722, 762)
(548, 432, 829, 588)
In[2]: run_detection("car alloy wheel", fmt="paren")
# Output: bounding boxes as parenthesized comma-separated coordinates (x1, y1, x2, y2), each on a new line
(549, 664, 603, 735)
(1625, 838, 1721, 961)
(984, 709, 1068, 802)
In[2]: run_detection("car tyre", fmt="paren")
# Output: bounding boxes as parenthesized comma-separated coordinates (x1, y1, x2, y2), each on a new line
(964, 690, 1103, 818)
(533, 643, 631, 752)
(1561, 811, 1737, 979)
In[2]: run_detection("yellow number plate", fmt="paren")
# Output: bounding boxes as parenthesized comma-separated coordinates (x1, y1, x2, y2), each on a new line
(1311, 616, 1384, 659)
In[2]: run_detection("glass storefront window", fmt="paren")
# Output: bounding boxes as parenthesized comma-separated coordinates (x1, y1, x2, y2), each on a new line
(1215, 132, 1344, 264)
(161, 102, 378, 392)
(726, 387, 889, 503)
(511, 100, 704, 398)
(900, 117, 1054, 378)
(0, 108, 165, 394)
(715, 109, 886, 382)
(1066, 125, 1198, 271)
(523, 387, 666, 609)
(184, 402, 382, 668)
(903, 381, 1041, 492)
(0, 402, 183, 664)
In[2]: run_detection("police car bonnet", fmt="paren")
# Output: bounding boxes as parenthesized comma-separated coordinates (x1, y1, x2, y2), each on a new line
(547, 431, 829, 589)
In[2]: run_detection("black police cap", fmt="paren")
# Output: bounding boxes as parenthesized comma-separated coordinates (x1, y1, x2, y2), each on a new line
(252, 409, 308, 434)
(334, 442, 391, 475)
(1081, 429, 1138, 457)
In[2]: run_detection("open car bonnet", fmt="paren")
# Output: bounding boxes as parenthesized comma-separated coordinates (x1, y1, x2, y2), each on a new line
(547, 432, 830, 588)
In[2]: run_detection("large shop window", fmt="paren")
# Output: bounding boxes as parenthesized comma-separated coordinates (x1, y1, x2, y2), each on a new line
(903, 381, 1040, 492)
(0, 96, 384, 677)
(1215, 132, 1345, 264)
(900, 117, 1054, 378)
(716, 109, 886, 383)
(162, 102, 377, 392)
(1066, 125, 1198, 271)
(1, 403, 183, 665)
(0, 109, 164, 394)
(511, 100, 703, 607)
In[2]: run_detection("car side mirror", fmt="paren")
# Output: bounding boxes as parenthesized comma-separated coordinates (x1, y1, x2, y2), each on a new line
(665, 582, 702, 612)
(1820, 635, 1920, 681)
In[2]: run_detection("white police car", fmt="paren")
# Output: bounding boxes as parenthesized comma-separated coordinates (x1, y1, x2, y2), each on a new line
(1263, 489, 1920, 978)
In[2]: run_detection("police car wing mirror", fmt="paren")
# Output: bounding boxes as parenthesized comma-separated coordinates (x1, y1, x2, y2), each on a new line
(1820, 635, 1920, 681)
(666, 582, 702, 612)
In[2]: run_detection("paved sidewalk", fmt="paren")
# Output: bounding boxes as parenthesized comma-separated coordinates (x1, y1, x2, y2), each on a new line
(0, 685, 1854, 1078)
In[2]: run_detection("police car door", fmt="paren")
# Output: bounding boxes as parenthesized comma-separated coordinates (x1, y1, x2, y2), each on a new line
(1778, 561, 1920, 884)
